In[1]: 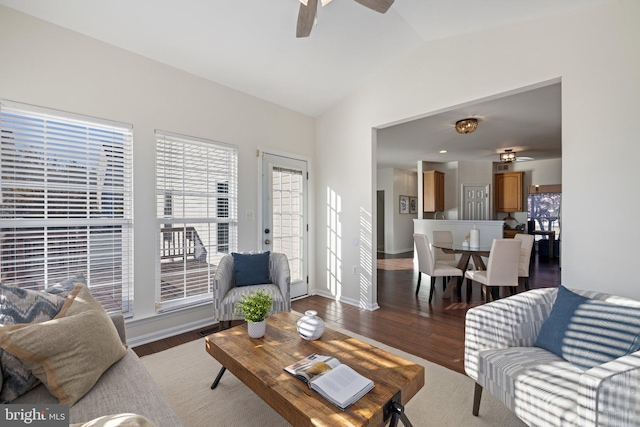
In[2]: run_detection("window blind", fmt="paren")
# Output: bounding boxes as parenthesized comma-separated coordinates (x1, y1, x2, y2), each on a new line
(155, 130, 237, 312)
(0, 101, 134, 315)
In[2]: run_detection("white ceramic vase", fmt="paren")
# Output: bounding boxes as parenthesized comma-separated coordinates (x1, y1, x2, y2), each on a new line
(247, 320, 266, 338)
(297, 310, 325, 340)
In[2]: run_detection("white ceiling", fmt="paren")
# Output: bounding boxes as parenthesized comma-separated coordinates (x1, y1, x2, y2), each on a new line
(0, 0, 612, 117)
(377, 82, 563, 169)
(0, 0, 610, 168)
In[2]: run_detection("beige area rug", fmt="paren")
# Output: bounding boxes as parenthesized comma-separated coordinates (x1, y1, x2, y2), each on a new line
(140, 327, 526, 427)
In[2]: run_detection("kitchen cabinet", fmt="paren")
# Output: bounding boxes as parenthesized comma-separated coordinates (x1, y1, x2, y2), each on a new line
(423, 170, 444, 212)
(495, 172, 523, 212)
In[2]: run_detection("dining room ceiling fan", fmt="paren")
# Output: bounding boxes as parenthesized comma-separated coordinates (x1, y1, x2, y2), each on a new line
(297, 0, 395, 38)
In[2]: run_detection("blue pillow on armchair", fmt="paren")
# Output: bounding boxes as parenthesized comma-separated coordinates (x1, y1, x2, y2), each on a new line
(232, 252, 271, 287)
(535, 285, 640, 369)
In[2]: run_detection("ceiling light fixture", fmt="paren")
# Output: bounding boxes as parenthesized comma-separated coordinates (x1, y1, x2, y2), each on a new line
(455, 118, 478, 134)
(500, 149, 517, 163)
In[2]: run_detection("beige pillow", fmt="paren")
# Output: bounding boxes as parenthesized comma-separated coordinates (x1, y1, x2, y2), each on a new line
(56, 283, 105, 318)
(0, 304, 126, 405)
(70, 413, 158, 427)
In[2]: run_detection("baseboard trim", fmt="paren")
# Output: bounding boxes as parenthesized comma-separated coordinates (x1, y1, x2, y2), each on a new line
(127, 317, 218, 347)
(311, 289, 380, 311)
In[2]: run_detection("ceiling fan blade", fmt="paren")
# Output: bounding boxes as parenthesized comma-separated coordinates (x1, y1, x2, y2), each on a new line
(296, 0, 318, 38)
(353, 0, 394, 14)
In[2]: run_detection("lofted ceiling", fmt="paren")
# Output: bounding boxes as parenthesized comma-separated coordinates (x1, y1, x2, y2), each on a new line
(0, 0, 611, 168)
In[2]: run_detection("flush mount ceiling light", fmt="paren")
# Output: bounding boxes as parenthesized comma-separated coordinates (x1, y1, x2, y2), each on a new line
(455, 118, 478, 134)
(500, 149, 517, 163)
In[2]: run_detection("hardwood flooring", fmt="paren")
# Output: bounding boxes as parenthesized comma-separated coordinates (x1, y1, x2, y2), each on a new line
(133, 251, 560, 375)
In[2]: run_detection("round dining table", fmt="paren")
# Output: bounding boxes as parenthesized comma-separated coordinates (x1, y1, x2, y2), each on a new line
(431, 242, 491, 300)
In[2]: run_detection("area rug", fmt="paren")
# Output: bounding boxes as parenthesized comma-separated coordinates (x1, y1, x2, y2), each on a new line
(140, 326, 526, 427)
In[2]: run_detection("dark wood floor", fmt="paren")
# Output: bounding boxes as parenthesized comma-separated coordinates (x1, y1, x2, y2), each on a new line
(133, 250, 560, 375)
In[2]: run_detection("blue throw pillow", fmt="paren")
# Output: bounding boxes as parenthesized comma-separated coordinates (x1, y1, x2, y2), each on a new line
(232, 252, 271, 287)
(535, 285, 640, 369)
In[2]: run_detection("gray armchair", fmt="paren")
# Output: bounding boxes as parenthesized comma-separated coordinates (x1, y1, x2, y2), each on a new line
(212, 252, 291, 330)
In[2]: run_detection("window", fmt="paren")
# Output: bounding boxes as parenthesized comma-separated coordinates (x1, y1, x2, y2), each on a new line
(0, 101, 133, 315)
(155, 130, 237, 312)
(528, 185, 561, 237)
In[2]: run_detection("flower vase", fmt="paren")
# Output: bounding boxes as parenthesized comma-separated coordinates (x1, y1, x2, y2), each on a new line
(247, 320, 266, 338)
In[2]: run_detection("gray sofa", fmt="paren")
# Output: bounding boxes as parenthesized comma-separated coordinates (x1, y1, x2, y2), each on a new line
(13, 314, 183, 427)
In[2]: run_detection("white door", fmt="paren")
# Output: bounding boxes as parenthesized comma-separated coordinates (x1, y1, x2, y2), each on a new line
(462, 184, 490, 220)
(261, 153, 308, 298)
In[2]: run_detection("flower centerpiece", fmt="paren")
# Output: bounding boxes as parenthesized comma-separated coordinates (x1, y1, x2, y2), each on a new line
(234, 290, 273, 338)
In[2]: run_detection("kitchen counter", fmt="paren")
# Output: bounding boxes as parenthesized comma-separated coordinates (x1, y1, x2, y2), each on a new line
(413, 219, 504, 247)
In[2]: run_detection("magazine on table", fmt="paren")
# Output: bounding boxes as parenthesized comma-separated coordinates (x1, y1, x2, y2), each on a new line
(284, 353, 375, 410)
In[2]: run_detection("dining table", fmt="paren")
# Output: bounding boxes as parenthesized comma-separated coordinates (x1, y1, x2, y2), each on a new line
(531, 230, 556, 258)
(431, 242, 492, 301)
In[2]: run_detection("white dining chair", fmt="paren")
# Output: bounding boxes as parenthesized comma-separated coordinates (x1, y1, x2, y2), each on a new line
(513, 234, 535, 291)
(464, 239, 521, 303)
(414, 233, 463, 303)
(432, 230, 458, 291)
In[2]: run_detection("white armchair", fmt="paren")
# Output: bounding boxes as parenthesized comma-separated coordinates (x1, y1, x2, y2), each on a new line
(465, 287, 640, 427)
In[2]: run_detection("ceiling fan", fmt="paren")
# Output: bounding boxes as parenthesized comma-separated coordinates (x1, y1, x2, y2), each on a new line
(297, 0, 395, 38)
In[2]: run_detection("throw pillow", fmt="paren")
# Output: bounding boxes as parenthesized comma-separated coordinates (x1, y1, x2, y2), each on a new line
(57, 283, 105, 318)
(232, 252, 271, 287)
(0, 306, 127, 406)
(46, 274, 87, 297)
(0, 284, 68, 403)
(70, 413, 158, 427)
(535, 285, 640, 369)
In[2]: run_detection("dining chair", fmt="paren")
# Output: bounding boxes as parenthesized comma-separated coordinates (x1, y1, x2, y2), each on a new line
(464, 239, 521, 303)
(513, 234, 535, 291)
(413, 233, 463, 303)
(432, 230, 458, 290)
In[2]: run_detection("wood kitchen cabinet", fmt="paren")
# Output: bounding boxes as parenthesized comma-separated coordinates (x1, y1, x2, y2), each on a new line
(503, 229, 522, 238)
(495, 171, 523, 212)
(423, 170, 444, 212)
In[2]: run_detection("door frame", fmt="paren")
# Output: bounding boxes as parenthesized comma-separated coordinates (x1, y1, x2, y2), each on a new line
(257, 147, 313, 297)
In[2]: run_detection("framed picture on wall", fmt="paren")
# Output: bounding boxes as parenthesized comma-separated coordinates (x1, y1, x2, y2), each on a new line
(399, 195, 409, 214)
(409, 197, 418, 214)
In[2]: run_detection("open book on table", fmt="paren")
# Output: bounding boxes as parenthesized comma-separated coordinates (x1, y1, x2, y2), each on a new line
(284, 353, 374, 410)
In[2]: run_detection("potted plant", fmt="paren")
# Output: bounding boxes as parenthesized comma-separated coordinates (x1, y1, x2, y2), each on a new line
(234, 290, 273, 338)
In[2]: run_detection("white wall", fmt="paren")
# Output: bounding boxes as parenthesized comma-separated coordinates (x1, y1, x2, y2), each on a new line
(376, 168, 417, 254)
(0, 7, 315, 342)
(315, 0, 640, 305)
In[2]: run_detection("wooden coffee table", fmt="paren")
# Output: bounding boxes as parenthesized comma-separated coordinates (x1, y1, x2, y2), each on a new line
(205, 311, 424, 426)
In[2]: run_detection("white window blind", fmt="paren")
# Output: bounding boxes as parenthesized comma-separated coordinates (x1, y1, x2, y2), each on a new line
(155, 130, 237, 312)
(0, 101, 133, 315)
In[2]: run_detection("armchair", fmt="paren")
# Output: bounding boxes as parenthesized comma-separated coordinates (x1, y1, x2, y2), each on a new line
(212, 251, 291, 330)
(465, 287, 640, 427)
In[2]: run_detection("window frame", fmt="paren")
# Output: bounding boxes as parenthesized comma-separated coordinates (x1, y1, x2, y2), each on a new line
(155, 130, 238, 313)
(0, 100, 134, 315)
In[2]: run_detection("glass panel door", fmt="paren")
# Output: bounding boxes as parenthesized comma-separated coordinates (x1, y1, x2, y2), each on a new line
(261, 153, 308, 298)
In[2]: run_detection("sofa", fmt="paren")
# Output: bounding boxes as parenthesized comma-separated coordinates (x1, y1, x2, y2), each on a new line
(464, 286, 640, 427)
(0, 281, 183, 427)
